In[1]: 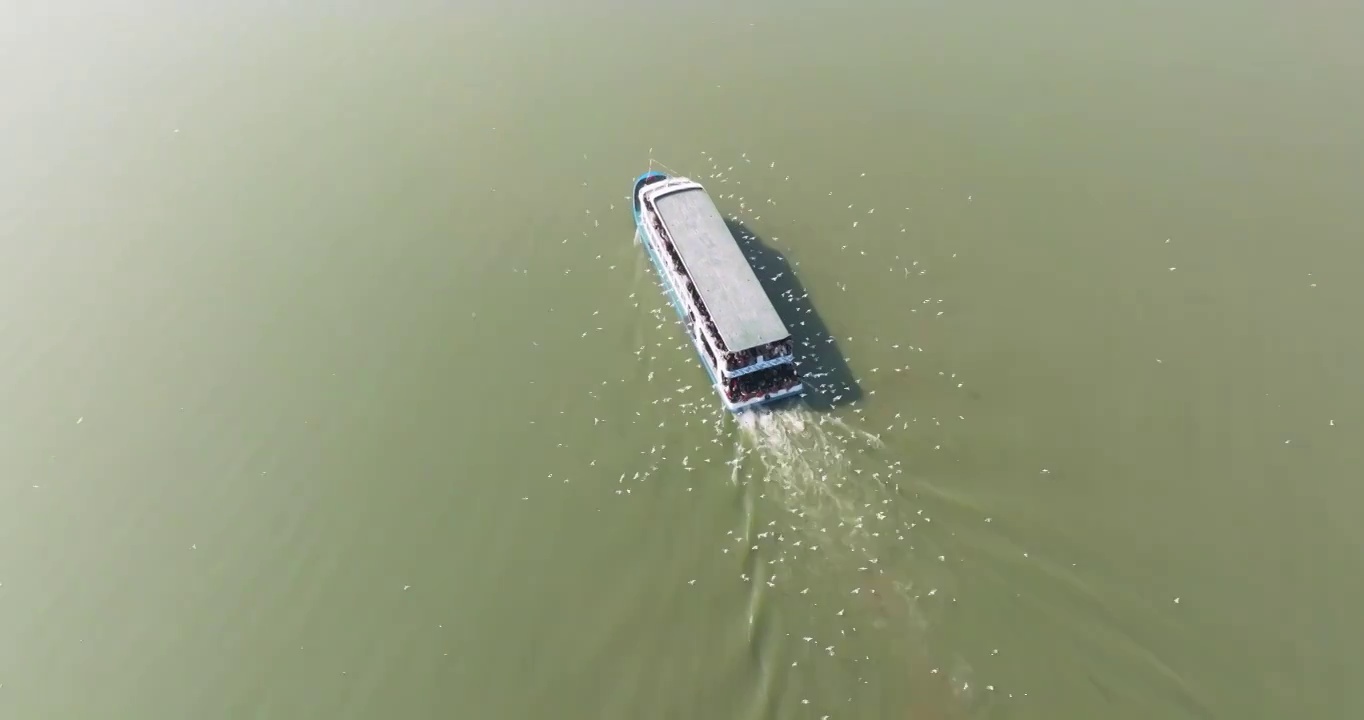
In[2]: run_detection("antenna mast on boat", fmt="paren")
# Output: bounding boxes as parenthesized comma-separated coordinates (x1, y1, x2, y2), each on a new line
(647, 157, 685, 177)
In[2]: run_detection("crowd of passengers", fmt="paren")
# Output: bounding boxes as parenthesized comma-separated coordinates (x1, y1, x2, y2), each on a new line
(726, 366, 798, 403)
(725, 340, 793, 368)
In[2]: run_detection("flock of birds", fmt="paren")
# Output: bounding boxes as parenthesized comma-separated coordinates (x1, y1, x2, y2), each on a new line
(501, 151, 1014, 717)
(483, 141, 1327, 718)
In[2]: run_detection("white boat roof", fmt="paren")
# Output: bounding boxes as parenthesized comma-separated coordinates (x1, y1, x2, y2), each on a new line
(644, 179, 790, 351)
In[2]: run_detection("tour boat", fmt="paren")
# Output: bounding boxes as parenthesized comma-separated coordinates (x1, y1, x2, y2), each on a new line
(631, 170, 803, 412)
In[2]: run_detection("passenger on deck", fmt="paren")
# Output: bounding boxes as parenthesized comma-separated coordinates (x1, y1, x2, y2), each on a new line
(729, 363, 799, 403)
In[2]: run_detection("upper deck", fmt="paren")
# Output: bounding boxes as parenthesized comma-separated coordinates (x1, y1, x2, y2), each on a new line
(643, 181, 790, 352)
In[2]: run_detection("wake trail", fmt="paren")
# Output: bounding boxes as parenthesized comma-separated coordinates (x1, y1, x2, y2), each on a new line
(731, 404, 979, 711)
(736, 406, 890, 556)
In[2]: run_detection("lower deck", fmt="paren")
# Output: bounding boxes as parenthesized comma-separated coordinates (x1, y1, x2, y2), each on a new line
(727, 382, 805, 412)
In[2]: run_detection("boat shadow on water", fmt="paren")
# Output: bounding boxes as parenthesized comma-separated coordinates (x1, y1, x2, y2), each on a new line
(725, 218, 862, 412)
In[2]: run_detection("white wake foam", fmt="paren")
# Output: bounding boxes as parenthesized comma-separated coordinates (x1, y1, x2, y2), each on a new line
(735, 406, 888, 553)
